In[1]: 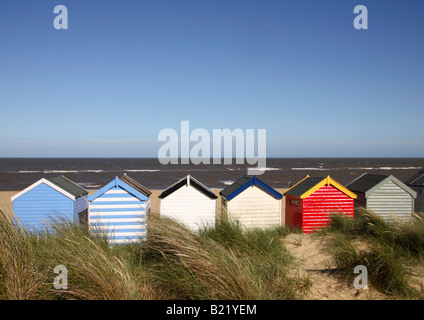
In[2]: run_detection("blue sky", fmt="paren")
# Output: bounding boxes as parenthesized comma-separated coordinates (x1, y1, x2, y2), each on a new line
(0, 0, 423, 157)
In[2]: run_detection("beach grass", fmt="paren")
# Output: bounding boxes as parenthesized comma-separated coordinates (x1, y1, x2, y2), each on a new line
(0, 210, 47, 299)
(325, 209, 424, 298)
(3, 204, 424, 300)
(140, 214, 310, 300)
(0, 210, 153, 300)
(327, 208, 424, 260)
(0, 208, 309, 300)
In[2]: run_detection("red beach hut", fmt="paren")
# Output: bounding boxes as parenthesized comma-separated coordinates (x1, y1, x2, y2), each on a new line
(284, 175, 357, 233)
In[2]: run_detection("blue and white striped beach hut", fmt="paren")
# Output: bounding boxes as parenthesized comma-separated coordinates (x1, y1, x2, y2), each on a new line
(11, 175, 88, 231)
(87, 174, 151, 244)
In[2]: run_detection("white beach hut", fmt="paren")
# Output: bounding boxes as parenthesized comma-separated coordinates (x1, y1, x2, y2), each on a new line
(158, 175, 218, 231)
(219, 175, 283, 229)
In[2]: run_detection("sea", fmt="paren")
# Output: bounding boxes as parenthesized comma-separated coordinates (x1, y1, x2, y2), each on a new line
(0, 158, 423, 191)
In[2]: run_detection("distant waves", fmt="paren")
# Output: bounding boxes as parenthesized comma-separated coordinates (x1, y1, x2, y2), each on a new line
(291, 166, 421, 171)
(0, 158, 422, 191)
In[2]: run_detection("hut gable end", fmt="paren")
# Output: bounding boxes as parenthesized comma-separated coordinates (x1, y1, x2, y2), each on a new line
(13, 182, 74, 215)
(159, 175, 217, 200)
(226, 185, 282, 228)
(159, 175, 217, 231)
(284, 176, 356, 233)
(346, 173, 417, 221)
(87, 176, 150, 244)
(220, 176, 282, 201)
(220, 176, 282, 230)
(11, 176, 88, 231)
(367, 179, 416, 220)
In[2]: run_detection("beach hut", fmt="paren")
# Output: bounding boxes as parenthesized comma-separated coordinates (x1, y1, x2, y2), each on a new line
(11, 175, 88, 231)
(87, 174, 151, 244)
(219, 176, 283, 229)
(346, 173, 417, 221)
(159, 175, 218, 231)
(405, 167, 424, 213)
(284, 175, 357, 233)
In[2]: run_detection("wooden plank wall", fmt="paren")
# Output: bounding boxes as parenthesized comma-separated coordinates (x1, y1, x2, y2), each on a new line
(160, 185, 216, 231)
(302, 185, 354, 233)
(12, 183, 74, 231)
(367, 180, 414, 220)
(227, 185, 282, 229)
(89, 186, 147, 244)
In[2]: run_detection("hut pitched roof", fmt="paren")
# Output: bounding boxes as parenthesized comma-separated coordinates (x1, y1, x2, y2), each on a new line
(120, 174, 152, 197)
(405, 167, 424, 187)
(46, 175, 88, 198)
(346, 173, 416, 198)
(87, 176, 150, 202)
(220, 175, 282, 201)
(159, 175, 217, 200)
(345, 173, 388, 193)
(284, 175, 357, 199)
(11, 175, 88, 201)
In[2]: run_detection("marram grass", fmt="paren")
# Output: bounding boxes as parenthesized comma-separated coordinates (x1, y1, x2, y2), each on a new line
(140, 215, 310, 300)
(0, 211, 153, 300)
(5, 206, 424, 300)
(327, 209, 424, 298)
(0, 209, 308, 300)
(0, 210, 46, 299)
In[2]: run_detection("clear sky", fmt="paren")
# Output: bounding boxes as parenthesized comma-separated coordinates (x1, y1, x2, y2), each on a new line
(0, 0, 423, 158)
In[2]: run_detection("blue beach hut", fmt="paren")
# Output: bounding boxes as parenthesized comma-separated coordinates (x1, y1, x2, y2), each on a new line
(11, 175, 88, 231)
(87, 174, 151, 244)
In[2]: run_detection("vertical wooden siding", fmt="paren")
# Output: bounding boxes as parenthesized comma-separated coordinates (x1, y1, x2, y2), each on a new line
(302, 185, 354, 233)
(89, 186, 147, 244)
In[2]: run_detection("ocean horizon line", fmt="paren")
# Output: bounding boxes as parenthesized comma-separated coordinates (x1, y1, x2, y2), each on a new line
(1, 156, 424, 160)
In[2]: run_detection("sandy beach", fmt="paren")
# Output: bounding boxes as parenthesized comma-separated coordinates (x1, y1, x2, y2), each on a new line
(0, 188, 289, 223)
